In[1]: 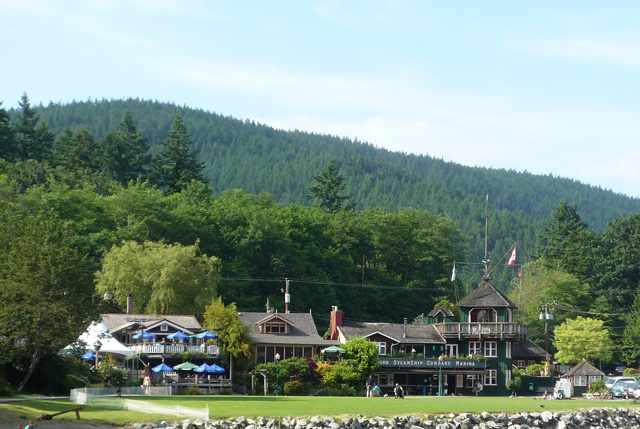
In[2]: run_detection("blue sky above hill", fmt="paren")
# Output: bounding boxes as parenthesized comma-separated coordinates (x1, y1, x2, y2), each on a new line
(2, 1, 640, 197)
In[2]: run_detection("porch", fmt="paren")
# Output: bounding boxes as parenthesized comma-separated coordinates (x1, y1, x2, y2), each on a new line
(433, 322, 527, 339)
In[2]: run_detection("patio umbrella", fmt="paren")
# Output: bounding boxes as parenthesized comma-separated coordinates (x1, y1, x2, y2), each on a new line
(133, 331, 157, 340)
(195, 330, 218, 340)
(193, 363, 216, 373)
(173, 362, 199, 371)
(210, 364, 226, 374)
(167, 331, 190, 341)
(151, 363, 174, 373)
(321, 346, 346, 354)
(81, 351, 102, 360)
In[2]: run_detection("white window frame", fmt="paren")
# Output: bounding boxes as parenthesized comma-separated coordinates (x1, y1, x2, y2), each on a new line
(376, 342, 387, 356)
(505, 369, 512, 388)
(574, 375, 587, 387)
(517, 360, 525, 368)
(466, 374, 477, 388)
(589, 375, 602, 384)
(484, 369, 497, 386)
(446, 344, 458, 357)
(160, 324, 168, 332)
(469, 341, 482, 356)
(484, 341, 497, 358)
(506, 342, 511, 359)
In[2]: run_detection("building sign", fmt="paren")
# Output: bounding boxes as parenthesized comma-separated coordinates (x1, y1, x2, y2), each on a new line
(378, 357, 486, 369)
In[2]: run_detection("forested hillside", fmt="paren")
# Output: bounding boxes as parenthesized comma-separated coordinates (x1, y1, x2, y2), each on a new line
(23, 98, 640, 290)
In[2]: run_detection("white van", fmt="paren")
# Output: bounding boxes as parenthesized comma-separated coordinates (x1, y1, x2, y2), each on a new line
(604, 376, 636, 389)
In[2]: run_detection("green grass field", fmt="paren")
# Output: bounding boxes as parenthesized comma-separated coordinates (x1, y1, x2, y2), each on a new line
(2, 396, 640, 426)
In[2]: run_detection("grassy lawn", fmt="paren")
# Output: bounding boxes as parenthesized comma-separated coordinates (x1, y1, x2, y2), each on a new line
(2, 396, 640, 425)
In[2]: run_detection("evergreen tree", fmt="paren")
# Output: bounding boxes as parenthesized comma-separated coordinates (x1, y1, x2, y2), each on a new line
(308, 159, 351, 213)
(0, 102, 17, 161)
(15, 93, 54, 161)
(53, 127, 100, 170)
(152, 113, 206, 194)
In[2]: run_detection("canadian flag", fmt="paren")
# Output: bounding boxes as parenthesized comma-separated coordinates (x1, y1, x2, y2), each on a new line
(507, 246, 517, 266)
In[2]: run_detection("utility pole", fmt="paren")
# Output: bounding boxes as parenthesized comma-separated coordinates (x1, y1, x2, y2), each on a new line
(285, 278, 290, 314)
(539, 301, 555, 358)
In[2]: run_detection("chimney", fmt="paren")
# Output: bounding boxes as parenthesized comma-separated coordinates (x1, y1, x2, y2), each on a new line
(330, 306, 343, 340)
(403, 317, 407, 338)
(127, 292, 134, 315)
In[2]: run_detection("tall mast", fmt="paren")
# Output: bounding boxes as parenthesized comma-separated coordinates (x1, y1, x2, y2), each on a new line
(483, 194, 490, 280)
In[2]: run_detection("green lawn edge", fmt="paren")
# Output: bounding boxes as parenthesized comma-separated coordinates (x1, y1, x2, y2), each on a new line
(2, 396, 640, 425)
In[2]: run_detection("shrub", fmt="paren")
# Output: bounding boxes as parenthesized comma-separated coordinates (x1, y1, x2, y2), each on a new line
(65, 374, 88, 390)
(507, 376, 522, 395)
(589, 380, 607, 393)
(178, 386, 203, 395)
(525, 363, 545, 376)
(284, 380, 308, 396)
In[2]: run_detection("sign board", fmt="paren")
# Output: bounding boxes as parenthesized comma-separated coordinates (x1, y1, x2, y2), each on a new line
(378, 357, 487, 369)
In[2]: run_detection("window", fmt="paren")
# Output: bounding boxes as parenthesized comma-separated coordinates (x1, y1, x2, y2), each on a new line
(517, 360, 525, 368)
(466, 375, 477, 388)
(506, 342, 511, 359)
(160, 324, 168, 332)
(528, 360, 536, 366)
(589, 375, 602, 384)
(484, 341, 497, 358)
(469, 341, 482, 355)
(484, 370, 497, 386)
(377, 342, 387, 356)
(574, 375, 587, 386)
(446, 344, 458, 357)
(265, 322, 286, 333)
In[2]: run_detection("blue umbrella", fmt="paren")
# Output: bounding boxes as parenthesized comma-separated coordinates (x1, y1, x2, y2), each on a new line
(210, 364, 226, 374)
(133, 331, 157, 340)
(196, 331, 218, 340)
(167, 331, 189, 340)
(151, 363, 174, 373)
(81, 351, 102, 360)
(193, 363, 215, 373)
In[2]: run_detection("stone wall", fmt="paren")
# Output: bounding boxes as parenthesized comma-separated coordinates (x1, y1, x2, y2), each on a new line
(134, 408, 640, 429)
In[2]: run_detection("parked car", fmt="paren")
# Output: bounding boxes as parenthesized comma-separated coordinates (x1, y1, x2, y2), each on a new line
(604, 376, 636, 390)
(610, 380, 640, 399)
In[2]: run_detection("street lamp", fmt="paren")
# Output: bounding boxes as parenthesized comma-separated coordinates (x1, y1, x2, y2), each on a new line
(438, 355, 444, 396)
(95, 340, 102, 369)
(275, 353, 281, 397)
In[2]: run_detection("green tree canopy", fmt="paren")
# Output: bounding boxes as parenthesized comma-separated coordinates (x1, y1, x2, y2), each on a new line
(0, 202, 97, 392)
(15, 93, 54, 161)
(95, 240, 220, 318)
(343, 336, 380, 380)
(553, 316, 613, 365)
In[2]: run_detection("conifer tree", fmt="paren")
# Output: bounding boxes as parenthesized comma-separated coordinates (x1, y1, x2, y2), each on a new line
(0, 102, 17, 161)
(308, 159, 351, 213)
(152, 113, 206, 194)
(53, 127, 100, 170)
(15, 93, 54, 161)
(100, 111, 151, 184)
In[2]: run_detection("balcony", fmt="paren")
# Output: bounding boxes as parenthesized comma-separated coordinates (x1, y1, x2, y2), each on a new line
(130, 343, 220, 356)
(433, 322, 527, 339)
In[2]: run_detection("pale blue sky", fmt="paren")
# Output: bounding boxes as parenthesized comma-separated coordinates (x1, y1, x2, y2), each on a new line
(2, 1, 640, 198)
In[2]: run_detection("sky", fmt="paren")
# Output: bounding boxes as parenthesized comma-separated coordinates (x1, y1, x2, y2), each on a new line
(2, 1, 640, 198)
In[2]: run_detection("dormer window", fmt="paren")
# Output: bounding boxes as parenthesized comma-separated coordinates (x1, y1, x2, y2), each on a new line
(266, 322, 286, 333)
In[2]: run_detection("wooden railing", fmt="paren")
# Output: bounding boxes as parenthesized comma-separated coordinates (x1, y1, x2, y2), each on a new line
(432, 322, 527, 338)
(130, 344, 220, 356)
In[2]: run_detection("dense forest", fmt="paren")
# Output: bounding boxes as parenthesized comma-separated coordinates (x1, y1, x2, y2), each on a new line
(4, 94, 640, 393)
(9, 97, 640, 292)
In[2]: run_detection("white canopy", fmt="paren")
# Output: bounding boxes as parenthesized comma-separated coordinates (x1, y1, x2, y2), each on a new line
(64, 321, 135, 357)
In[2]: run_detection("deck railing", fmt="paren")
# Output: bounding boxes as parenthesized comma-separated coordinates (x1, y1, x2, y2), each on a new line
(129, 344, 220, 356)
(432, 322, 527, 338)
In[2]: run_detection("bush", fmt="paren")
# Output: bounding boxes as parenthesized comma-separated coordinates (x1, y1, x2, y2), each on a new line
(284, 380, 308, 396)
(65, 374, 88, 390)
(525, 363, 545, 377)
(178, 386, 203, 395)
(589, 380, 607, 393)
(507, 376, 522, 395)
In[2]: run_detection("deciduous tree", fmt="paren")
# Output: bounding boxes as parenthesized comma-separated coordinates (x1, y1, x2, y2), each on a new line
(553, 316, 613, 365)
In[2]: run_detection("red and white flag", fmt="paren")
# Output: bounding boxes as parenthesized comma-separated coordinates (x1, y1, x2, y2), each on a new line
(507, 246, 517, 266)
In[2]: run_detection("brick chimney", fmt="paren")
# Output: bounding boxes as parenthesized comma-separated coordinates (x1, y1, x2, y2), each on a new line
(330, 306, 343, 340)
(127, 292, 134, 315)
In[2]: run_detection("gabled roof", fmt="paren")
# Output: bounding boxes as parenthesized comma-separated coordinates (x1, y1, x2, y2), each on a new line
(338, 321, 445, 345)
(255, 313, 295, 327)
(427, 305, 455, 318)
(101, 313, 202, 334)
(512, 338, 547, 359)
(562, 360, 605, 378)
(457, 281, 517, 309)
(238, 311, 331, 346)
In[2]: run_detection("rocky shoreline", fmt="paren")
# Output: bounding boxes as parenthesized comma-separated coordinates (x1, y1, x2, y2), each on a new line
(128, 408, 640, 429)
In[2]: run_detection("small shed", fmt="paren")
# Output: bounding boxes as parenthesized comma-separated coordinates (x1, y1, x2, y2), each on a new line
(561, 359, 605, 396)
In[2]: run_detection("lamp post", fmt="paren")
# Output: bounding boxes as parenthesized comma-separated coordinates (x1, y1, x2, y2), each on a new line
(438, 355, 443, 396)
(275, 353, 281, 397)
(95, 340, 102, 370)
